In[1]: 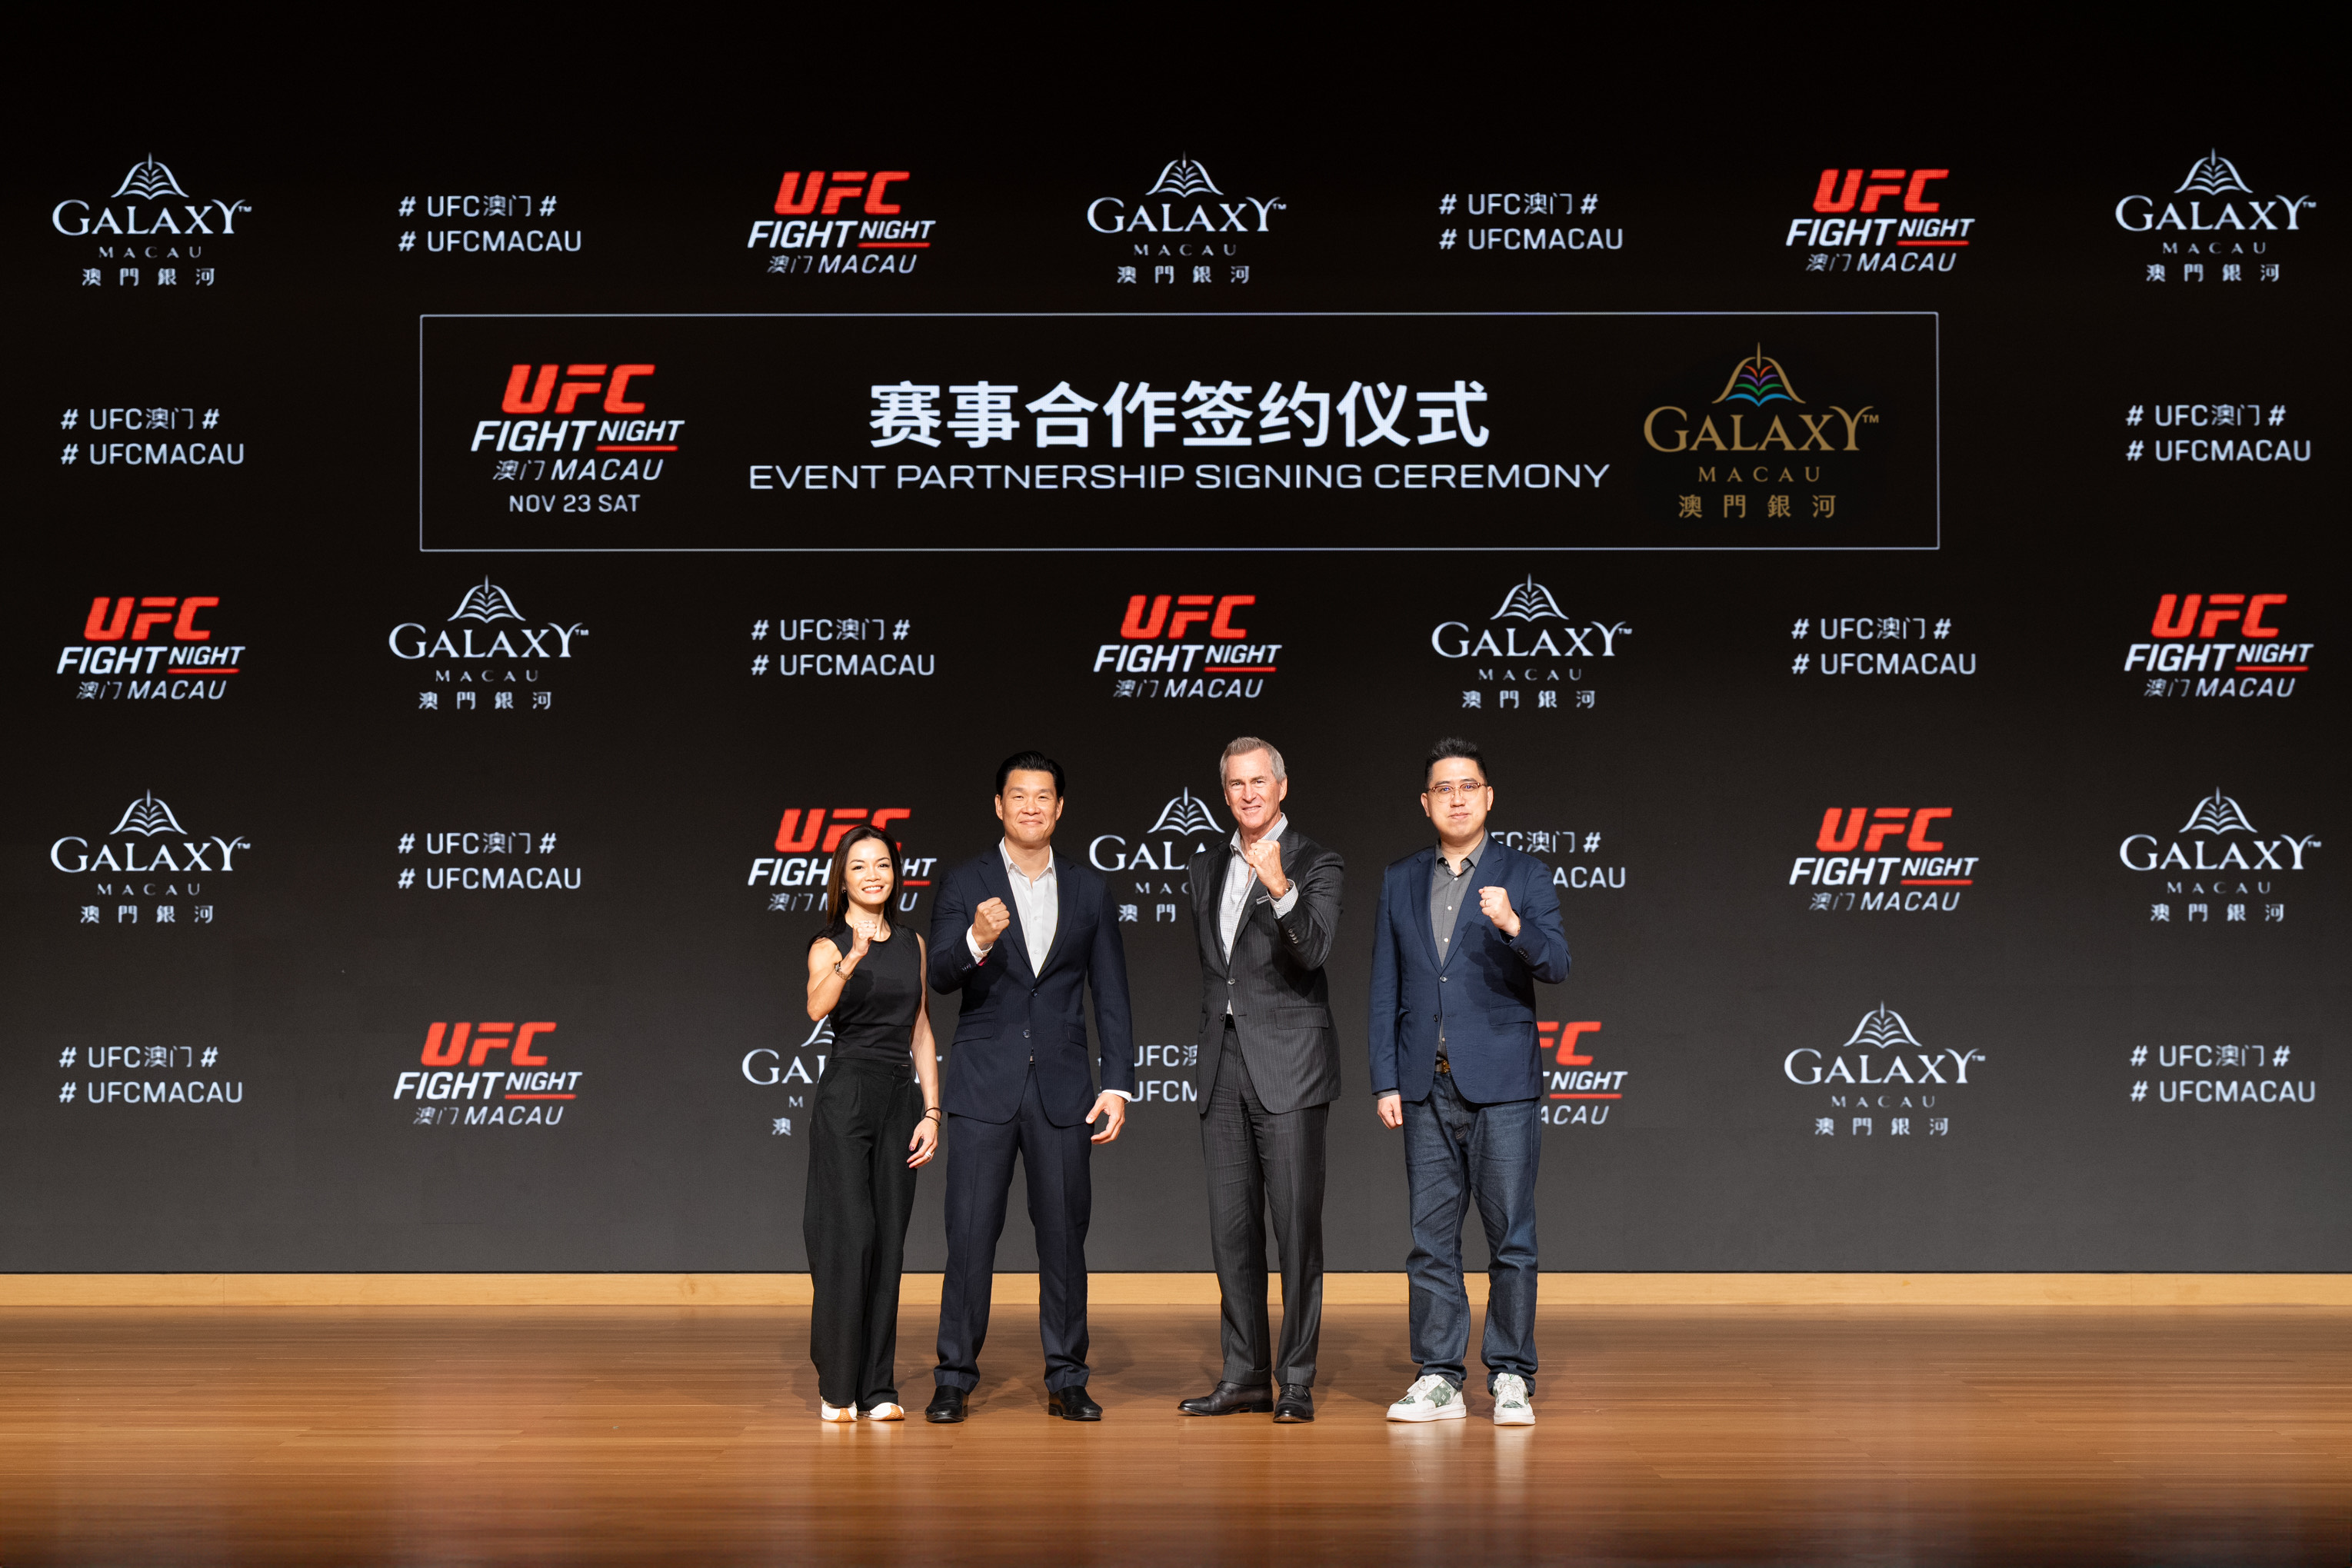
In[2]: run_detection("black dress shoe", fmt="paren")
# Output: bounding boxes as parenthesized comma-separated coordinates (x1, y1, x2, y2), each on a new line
(1178, 1380, 1274, 1416)
(1047, 1385, 1103, 1421)
(1273, 1383, 1314, 1423)
(924, 1386, 966, 1423)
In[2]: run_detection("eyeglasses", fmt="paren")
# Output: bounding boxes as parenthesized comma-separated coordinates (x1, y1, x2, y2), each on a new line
(1425, 780, 1487, 800)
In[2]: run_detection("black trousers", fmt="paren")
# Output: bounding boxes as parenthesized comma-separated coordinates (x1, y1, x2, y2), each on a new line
(1201, 1028, 1328, 1387)
(803, 1057, 922, 1409)
(934, 1065, 1094, 1393)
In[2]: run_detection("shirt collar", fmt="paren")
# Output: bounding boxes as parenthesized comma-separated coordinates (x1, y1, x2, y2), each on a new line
(1438, 831, 1487, 873)
(1230, 814, 1288, 854)
(998, 840, 1056, 886)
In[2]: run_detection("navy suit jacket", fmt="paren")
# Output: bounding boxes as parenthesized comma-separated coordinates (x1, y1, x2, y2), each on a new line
(927, 849, 1137, 1127)
(1368, 839, 1570, 1106)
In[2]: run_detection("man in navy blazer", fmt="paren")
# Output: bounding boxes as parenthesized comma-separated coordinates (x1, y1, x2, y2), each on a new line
(1368, 737, 1569, 1427)
(923, 751, 1135, 1423)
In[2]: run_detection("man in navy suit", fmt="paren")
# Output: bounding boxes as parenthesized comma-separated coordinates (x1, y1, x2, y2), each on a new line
(1368, 737, 1569, 1427)
(924, 751, 1135, 1423)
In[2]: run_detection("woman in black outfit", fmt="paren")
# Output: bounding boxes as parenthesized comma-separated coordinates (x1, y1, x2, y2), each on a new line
(802, 824, 941, 1422)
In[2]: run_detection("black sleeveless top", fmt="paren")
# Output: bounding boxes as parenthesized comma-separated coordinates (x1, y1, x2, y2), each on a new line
(814, 920, 919, 1063)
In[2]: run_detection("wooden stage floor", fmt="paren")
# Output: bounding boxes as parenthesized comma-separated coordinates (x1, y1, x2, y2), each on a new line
(2, 1302, 2346, 1565)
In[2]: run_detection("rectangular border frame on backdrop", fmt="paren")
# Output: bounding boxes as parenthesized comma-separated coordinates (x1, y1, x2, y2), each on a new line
(417, 312, 1941, 554)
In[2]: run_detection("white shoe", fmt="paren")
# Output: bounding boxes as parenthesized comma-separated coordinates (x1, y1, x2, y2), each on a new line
(820, 1400, 858, 1423)
(864, 1402, 905, 1421)
(1491, 1373, 1534, 1425)
(1385, 1373, 1468, 1422)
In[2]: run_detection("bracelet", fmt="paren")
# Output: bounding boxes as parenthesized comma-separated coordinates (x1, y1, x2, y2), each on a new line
(922, 1108, 943, 1121)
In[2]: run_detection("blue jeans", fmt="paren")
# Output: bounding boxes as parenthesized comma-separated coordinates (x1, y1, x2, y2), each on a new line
(1401, 1069, 1539, 1391)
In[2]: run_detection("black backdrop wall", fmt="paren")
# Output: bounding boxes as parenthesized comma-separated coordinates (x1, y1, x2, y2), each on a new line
(3, 57, 2340, 1274)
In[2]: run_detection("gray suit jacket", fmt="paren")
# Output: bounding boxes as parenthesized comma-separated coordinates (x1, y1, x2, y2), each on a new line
(1188, 827, 1345, 1116)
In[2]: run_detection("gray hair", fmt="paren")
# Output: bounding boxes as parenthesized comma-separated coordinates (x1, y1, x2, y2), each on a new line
(1219, 736, 1287, 785)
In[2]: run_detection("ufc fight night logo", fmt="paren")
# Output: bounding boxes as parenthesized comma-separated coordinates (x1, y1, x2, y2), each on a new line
(395, 1022, 578, 1128)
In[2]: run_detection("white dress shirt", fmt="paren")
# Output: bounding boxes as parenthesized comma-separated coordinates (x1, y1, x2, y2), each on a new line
(1221, 815, 1300, 1012)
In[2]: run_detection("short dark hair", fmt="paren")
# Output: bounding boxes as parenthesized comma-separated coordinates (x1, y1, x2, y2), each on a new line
(1424, 736, 1487, 787)
(995, 750, 1066, 796)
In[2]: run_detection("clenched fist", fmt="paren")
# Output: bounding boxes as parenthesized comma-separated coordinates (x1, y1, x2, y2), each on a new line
(1477, 884, 1521, 938)
(971, 896, 1013, 952)
(1241, 835, 1289, 899)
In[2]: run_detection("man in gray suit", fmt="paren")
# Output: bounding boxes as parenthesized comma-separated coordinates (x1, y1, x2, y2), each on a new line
(1176, 737, 1344, 1423)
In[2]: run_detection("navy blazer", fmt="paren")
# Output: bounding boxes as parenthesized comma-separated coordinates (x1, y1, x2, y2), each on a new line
(928, 849, 1138, 1127)
(1368, 839, 1570, 1106)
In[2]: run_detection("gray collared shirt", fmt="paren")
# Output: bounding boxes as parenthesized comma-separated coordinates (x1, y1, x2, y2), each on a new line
(1430, 833, 1486, 962)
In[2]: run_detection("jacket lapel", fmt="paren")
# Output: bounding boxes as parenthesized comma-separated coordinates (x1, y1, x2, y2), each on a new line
(1408, 847, 1443, 974)
(1201, 844, 1234, 977)
(979, 851, 1031, 980)
(1034, 857, 1078, 980)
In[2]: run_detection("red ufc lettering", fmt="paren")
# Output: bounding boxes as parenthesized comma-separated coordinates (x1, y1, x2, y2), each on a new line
(132, 597, 178, 641)
(418, 1020, 556, 1067)
(84, 598, 135, 640)
(1542, 1020, 1601, 1066)
(820, 172, 868, 215)
(2151, 593, 2285, 638)
(1121, 594, 1172, 639)
(554, 365, 606, 414)
(174, 598, 217, 640)
(1811, 168, 1937, 212)
(1822, 807, 1952, 852)
(1859, 170, 1908, 212)
(2199, 594, 2246, 638)
(776, 807, 910, 853)
(777, 169, 909, 215)
(1864, 808, 1911, 853)
(775, 173, 821, 215)
(421, 1021, 470, 1067)
(1122, 593, 1253, 639)
(503, 364, 558, 414)
(1168, 594, 1218, 639)
(605, 365, 653, 414)
(512, 1022, 555, 1067)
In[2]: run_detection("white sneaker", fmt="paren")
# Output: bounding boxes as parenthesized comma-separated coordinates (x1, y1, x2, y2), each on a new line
(1491, 1373, 1534, 1426)
(1385, 1373, 1468, 1422)
(819, 1400, 858, 1423)
(864, 1401, 905, 1421)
